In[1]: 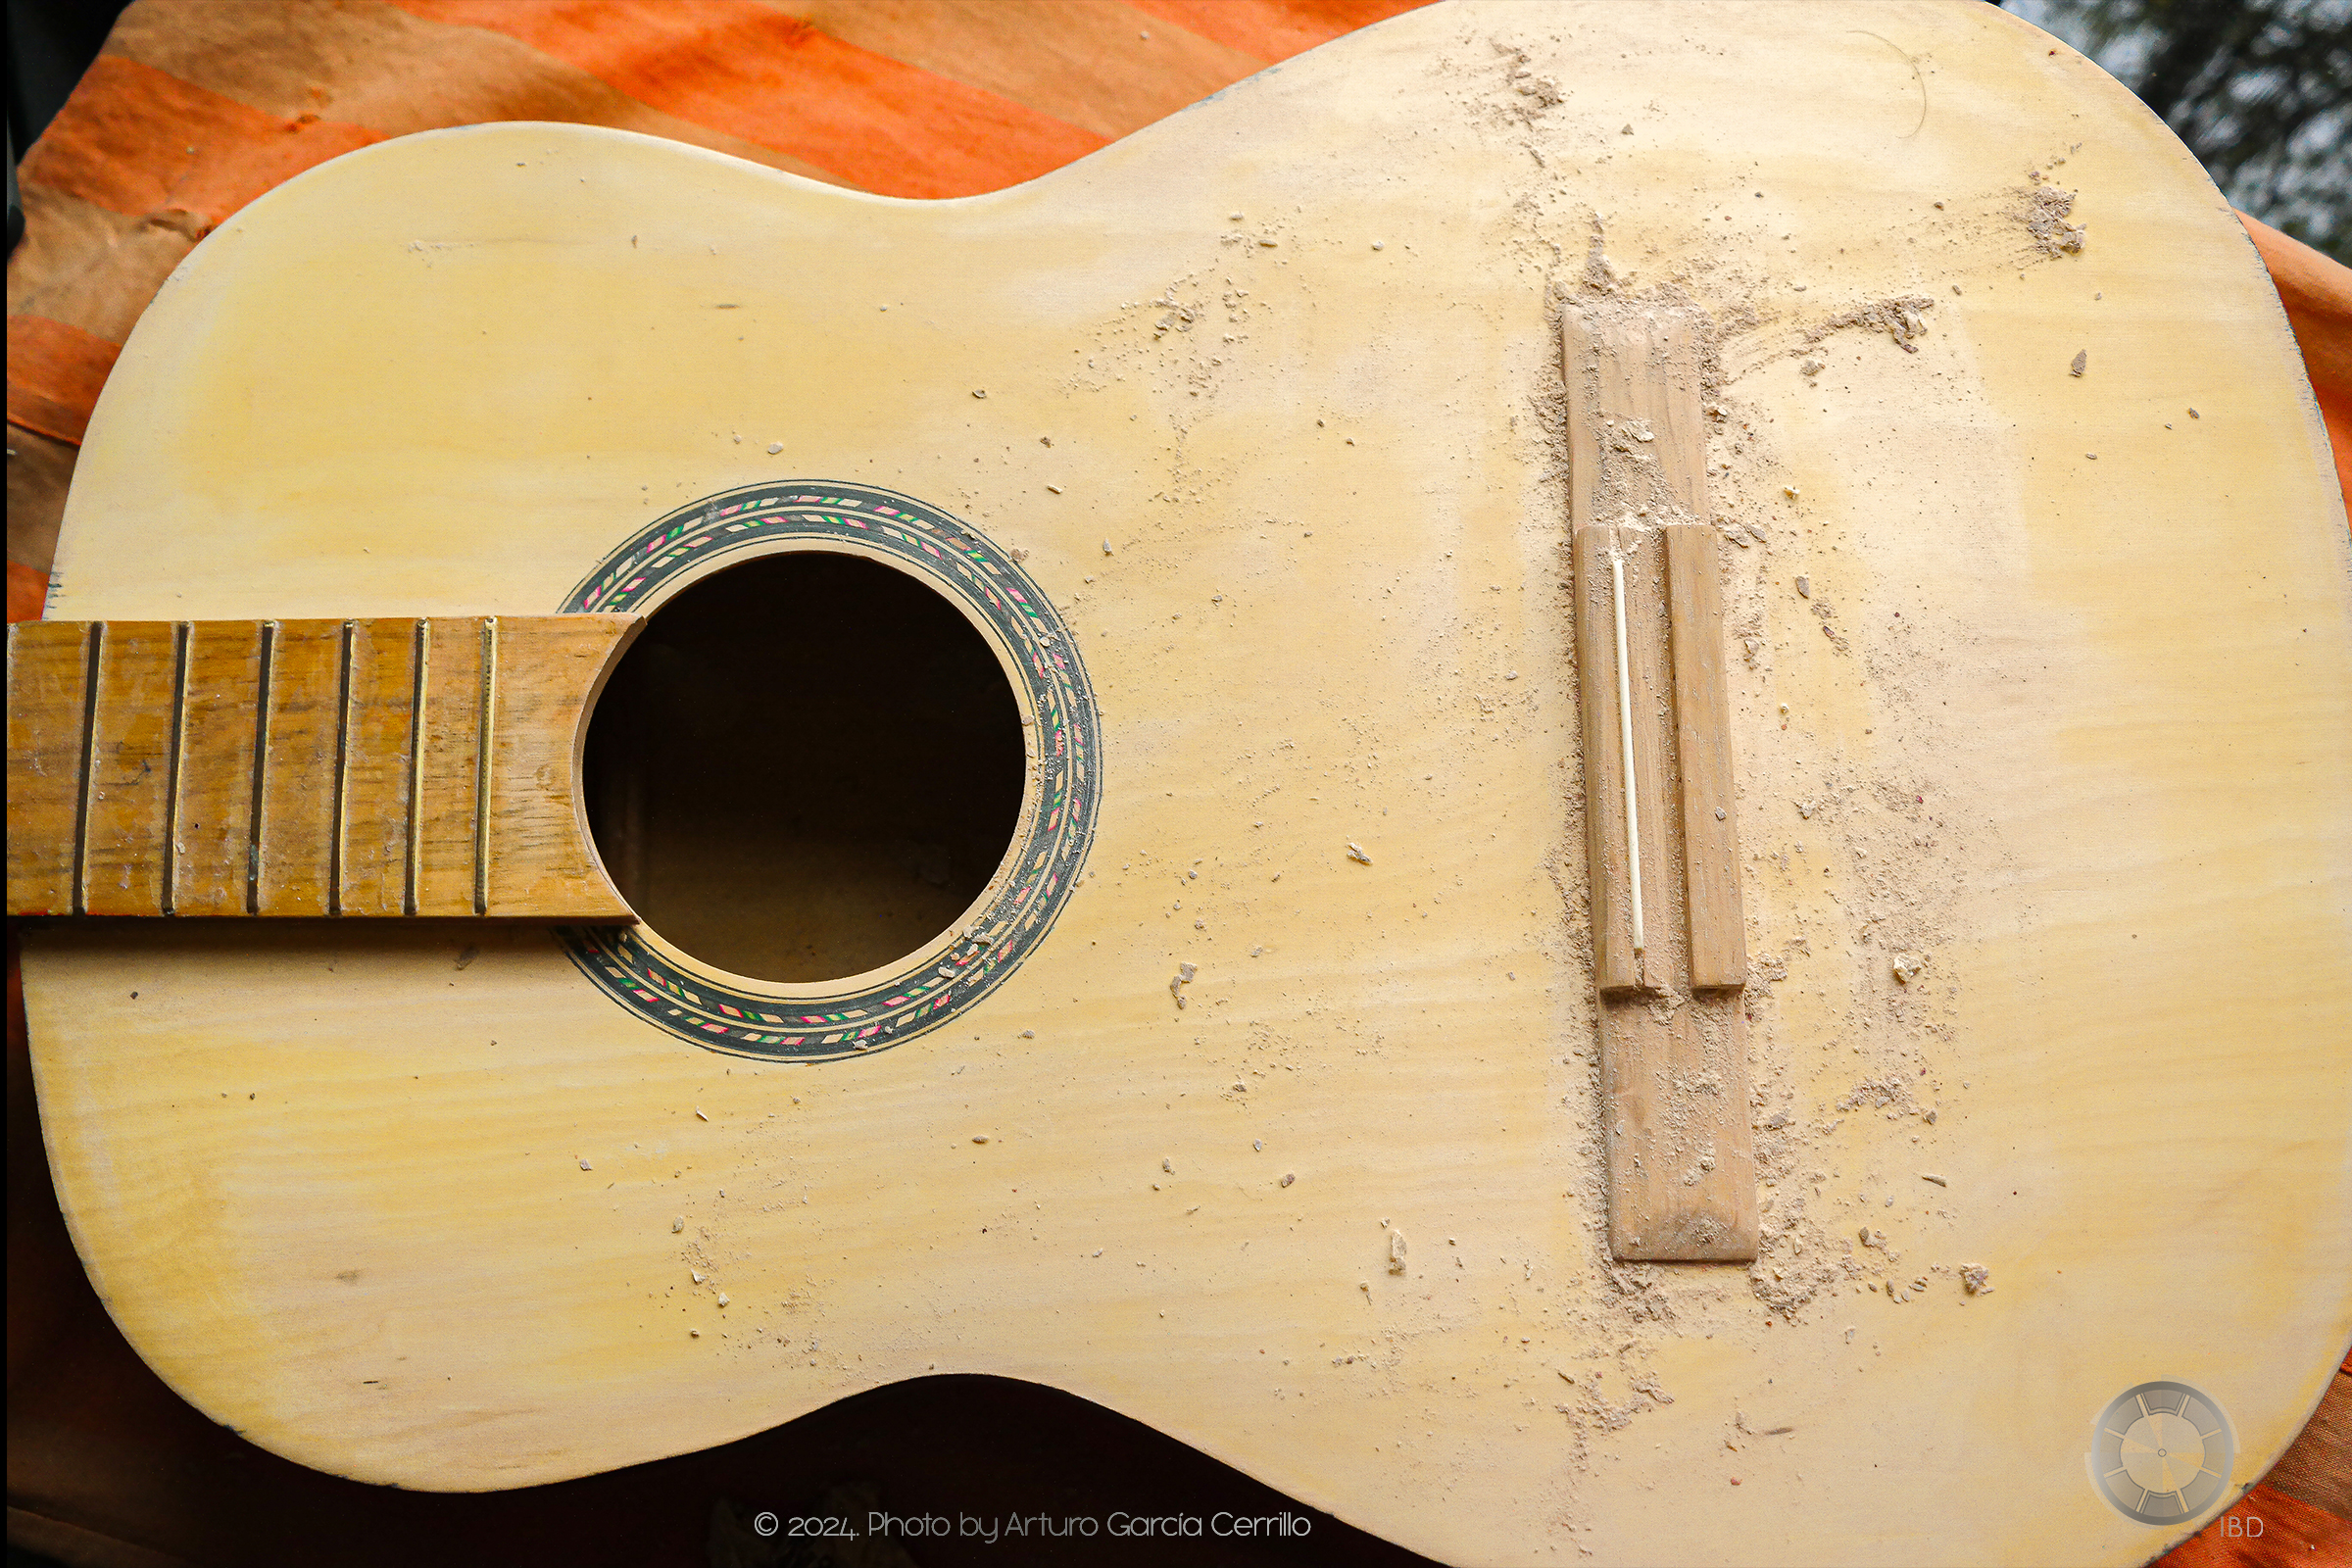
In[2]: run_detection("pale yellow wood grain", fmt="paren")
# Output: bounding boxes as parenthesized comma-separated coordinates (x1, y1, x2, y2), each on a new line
(254, 619, 340, 916)
(337, 618, 416, 916)
(81, 621, 179, 917)
(413, 615, 484, 917)
(481, 614, 637, 919)
(6, 620, 93, 915)
(171, 619, 264, 916)
(19, 6, 2352, 1564)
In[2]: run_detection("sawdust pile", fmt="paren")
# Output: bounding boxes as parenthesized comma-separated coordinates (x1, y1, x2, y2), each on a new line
(2019, 184, 2087, 256)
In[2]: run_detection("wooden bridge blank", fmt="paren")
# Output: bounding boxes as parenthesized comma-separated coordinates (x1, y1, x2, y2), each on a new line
(1563, 303, 1759, 1262)
(6, 615, 640, 920)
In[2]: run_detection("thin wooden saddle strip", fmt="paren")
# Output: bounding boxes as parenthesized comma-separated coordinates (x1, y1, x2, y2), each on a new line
(5, 614, 639, 919)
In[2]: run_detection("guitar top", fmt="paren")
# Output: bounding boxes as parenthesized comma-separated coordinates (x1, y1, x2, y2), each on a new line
(21, 4, 2352, 1563)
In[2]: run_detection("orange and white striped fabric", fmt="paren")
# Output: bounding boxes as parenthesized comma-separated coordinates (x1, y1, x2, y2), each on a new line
(4, 0, 1433, 622)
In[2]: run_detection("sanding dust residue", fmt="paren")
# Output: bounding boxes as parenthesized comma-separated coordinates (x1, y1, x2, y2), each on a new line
(2018, 184, 2086, 256)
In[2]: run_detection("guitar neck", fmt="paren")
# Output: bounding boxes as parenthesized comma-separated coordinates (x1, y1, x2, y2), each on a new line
(5, 615, 638, 919)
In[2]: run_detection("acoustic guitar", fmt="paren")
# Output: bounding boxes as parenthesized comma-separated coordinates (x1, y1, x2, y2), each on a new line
(11, 4, 2350, 1562)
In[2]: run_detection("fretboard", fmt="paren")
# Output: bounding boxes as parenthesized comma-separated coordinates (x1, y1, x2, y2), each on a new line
(6, 615, 639, 918)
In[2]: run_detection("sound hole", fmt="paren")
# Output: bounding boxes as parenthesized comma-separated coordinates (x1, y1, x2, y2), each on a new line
(583, 552, 1026, 983)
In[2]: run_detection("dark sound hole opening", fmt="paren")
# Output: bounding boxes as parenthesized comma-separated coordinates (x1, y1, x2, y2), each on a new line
(583, 552, 1026, 984)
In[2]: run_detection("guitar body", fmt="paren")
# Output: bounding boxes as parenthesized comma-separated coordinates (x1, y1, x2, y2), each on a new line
(22, 4, 2352, 1562)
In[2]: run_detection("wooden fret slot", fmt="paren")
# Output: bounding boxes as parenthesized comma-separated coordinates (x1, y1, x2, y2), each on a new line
(81, 622, 181, 916)
(414, 615, 486, 916)
(172, 620, 267, 915)
(6, 621, 98, 915)
(256, 619, 343, 915)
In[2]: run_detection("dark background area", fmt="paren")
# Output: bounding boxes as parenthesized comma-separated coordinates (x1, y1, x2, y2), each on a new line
(584, 552, 1028, 984)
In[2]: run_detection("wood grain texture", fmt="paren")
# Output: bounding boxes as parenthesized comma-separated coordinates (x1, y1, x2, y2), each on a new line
(254, 619, 341, 916)
(1600, 996, 1760, 1260)
(1561, 308, 1605, 531)
(1580, 521, 1759, 1259)
(482, 615, 637, 919)
(11, 616, 630, 918)
(1561, 301, 1708, 525)
(81, 621, 180, 916)
(1570, 308, 1759, 1258)
(1569, 522, 1677, 994)
(5, 620, 93, 915)
(1616, 527, 1675, 980)
(337, 618, 416, 917)
(17, 8, 2352, 1563)
(170, 619, 266, 916)
(1667, 523, 1745, 989)
(1570, 524, 1645, 991)
(412, 615, 484, 917)
(1566, 297, 1718, 994)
